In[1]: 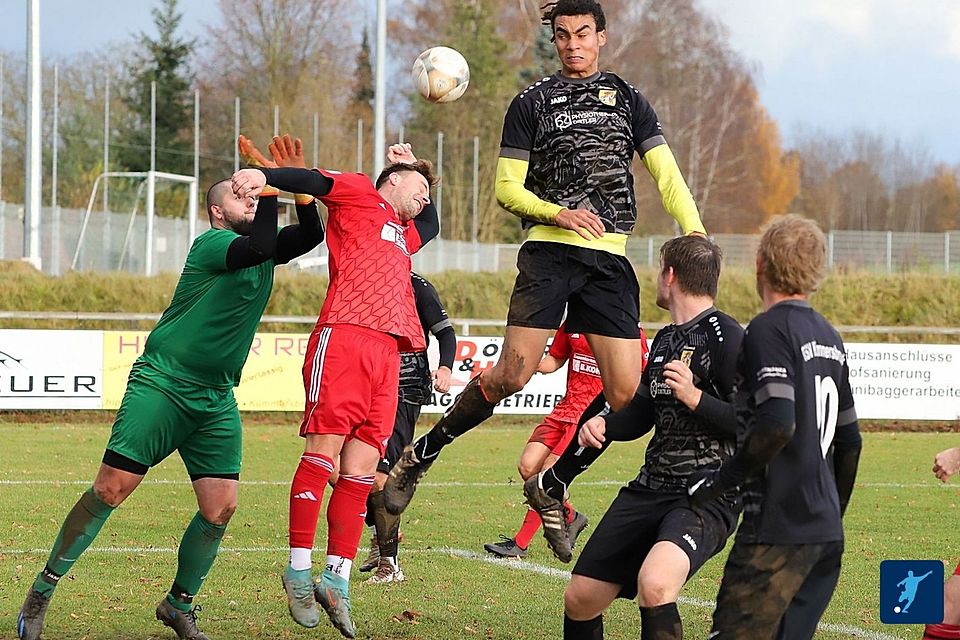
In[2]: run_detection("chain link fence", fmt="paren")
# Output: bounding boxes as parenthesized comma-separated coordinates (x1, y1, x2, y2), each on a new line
(0, 201, 957, 275)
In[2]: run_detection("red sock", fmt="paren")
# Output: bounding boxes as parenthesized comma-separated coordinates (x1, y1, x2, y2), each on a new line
(925, 623, 960, 639)
(289, 454, 334, 550)
(326, 473, 375, 560)
(564, 500, 576, 524)
(514, 508, 542, 549)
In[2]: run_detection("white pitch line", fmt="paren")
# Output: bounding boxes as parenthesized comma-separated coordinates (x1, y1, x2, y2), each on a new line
(0, 545, 898, 639)
(0, 478, 950, 490)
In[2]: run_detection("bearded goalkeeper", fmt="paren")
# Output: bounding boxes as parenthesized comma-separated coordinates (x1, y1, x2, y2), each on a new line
(16, 135, 323, 640)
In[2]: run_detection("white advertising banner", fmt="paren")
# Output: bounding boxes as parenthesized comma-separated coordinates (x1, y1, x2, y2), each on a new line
(846, 343, 960, 420)
(0, 330, 956, 420)
(0, 329, 104, 409)
(421, 336, 568, 415)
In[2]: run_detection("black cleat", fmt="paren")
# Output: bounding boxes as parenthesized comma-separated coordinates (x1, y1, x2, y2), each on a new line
(358, 534, 380, 573)
(523, 475, 572, 563)
(382, 447, 434, 515)
(567, 510, 589, 550)
(17, 588, 50, 640)
(483, 535, 529, 558)
(155, 599, 210, 640)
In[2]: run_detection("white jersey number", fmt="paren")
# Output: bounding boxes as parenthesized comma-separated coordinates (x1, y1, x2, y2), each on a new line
(815, 375, 839, 458)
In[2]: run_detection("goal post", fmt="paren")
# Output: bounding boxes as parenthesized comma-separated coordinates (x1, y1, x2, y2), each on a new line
(72, 170, 198, 275)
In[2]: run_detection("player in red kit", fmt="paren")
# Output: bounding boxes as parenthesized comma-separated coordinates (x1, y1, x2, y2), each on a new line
(484, 324, 648, 559)
(231, 143, 438, 638)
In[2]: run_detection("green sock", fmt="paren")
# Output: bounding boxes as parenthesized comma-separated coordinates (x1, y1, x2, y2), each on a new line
(167, 512, 227, 612)
(33, 487, 116, 598)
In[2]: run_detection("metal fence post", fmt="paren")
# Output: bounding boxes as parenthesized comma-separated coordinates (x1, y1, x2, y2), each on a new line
(436, 131, 444, 228)
(356, 119, 363, 173)
(233, 97, 240, 172)
(828, 231, 834, 269)
(945, 232, 951, 273)
(886, 230, 892, 273)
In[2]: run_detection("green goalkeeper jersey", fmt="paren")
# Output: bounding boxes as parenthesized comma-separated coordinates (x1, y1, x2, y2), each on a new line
(140, 228, 275, 389)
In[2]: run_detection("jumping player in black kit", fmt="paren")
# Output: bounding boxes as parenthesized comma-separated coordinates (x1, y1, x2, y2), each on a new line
(688, 214, 862, 640)
(384, 0, 706, 546)
(560, 235, 743, 640)
(360, 272, 456, 584)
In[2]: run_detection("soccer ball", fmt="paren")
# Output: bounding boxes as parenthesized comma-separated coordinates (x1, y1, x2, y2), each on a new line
(411, 46, 470, 103)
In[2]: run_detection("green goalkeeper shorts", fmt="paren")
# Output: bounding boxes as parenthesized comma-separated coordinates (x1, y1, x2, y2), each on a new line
(105, 360, 242, 477)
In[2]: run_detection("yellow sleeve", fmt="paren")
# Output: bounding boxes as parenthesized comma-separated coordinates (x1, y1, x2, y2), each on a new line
(641, 144, 707, 235)
(495, 156, 564, 225)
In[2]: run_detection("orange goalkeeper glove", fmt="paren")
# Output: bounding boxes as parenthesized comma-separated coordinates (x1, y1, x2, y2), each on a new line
(269, 134, 315, 205)
(237, 135, 279, 197)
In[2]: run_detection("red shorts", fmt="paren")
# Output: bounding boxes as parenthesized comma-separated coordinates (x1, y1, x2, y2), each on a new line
(954, 560, 960, 576)
(528, 415, 578, 456)
(300, 324, 400, 455)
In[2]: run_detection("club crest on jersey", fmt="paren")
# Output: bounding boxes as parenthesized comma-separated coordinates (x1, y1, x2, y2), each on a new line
(598, 89, 617, 106)
(380, 221, 410, 256)
(680, 347, 695, 367)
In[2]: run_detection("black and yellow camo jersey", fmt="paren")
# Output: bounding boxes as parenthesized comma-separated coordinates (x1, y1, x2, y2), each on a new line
(500, 71, 665, 236)
(636, 307, 743, 491)
(734, 300, 858, 545)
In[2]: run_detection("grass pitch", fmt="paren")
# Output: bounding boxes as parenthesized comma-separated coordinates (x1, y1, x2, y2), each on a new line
(0, 416, 955, 639)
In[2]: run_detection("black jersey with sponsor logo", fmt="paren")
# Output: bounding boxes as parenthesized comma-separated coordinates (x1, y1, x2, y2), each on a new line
(499, 71, 665, 235)
(735, 300, 858, 545)
(637, 307, 743, 490)
(398, 273, 452, 406)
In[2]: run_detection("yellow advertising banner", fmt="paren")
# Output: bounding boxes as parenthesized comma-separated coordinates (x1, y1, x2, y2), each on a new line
(101, 331, 309, 411)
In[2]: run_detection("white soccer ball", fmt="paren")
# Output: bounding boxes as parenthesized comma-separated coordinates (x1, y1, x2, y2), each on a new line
(411, 46, 470, 104)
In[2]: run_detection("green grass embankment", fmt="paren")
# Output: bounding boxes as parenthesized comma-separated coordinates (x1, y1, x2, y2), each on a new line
(1, 261, 958, 341)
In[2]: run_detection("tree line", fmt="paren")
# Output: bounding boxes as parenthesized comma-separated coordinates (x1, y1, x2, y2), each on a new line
(0, 0, 956, 239)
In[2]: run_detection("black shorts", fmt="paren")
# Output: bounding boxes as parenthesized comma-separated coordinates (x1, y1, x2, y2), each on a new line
(572, 481, 739, 600)
(711, 539, 844, 639)
(378, 401, 422, 474)
(506, 241, 640, 338)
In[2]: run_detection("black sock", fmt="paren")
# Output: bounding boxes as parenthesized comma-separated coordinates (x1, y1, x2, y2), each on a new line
(364, 492, 377, 527)
(640, 603, 682, 640)
(369, 489, 402, 557)
(541, 393, 610, 500)
(414, 426, 455, 461)
(564, 614, 603, 640)
(416, 375, 496, 458)
(166, 581, 194, 611)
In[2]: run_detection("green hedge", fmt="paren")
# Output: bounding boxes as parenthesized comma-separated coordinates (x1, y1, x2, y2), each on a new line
(1, 261, 958, 341)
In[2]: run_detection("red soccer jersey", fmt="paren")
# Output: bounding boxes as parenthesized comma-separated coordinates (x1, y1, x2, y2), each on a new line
(316, 170, 425, 351)
(547, 325, 604, 424)
(547, 324, 650, 423)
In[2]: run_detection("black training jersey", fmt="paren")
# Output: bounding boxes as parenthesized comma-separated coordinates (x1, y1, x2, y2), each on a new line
(398, 273, 452, 406)
(499, 71, 665, 235)
(637, 308, 743, 491)
(735, 300, 858, 545)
